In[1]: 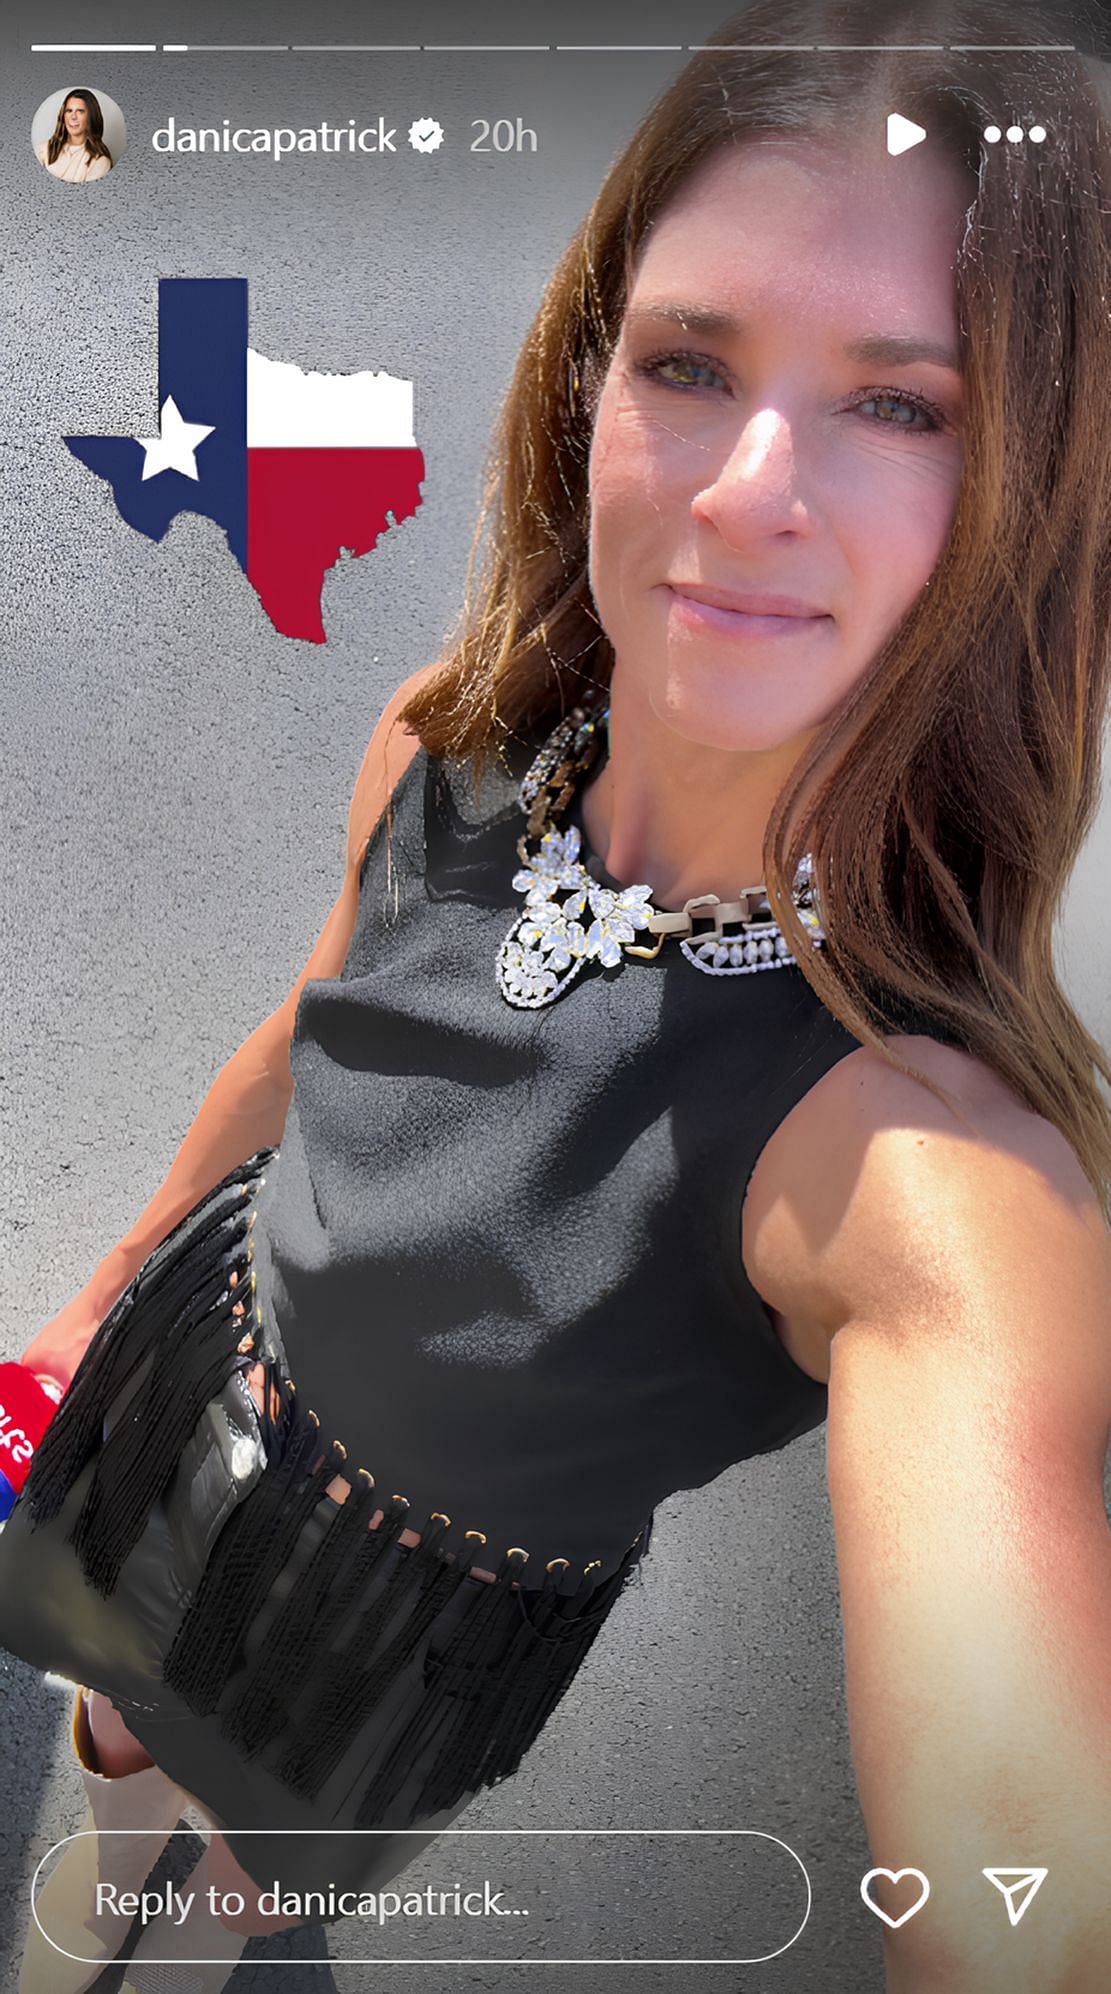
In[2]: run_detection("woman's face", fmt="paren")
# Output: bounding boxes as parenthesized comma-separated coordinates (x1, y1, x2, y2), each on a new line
(587, 136, 973, 755)
(64, 97, 90, 141)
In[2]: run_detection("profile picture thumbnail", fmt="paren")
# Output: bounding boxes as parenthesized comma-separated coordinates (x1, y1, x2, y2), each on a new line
(31, 87, 126, 184)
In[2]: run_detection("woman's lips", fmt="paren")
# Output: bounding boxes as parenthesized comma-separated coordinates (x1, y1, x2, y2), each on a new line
(668, 586, 830, 639)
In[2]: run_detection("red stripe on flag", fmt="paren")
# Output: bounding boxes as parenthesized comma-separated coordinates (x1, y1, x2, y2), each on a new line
(247, 447, 425, 643)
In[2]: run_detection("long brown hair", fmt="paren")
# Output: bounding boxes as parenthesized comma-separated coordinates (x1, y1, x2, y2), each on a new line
(46, 89, 113, 167)
(399, 0, 1111, 1219)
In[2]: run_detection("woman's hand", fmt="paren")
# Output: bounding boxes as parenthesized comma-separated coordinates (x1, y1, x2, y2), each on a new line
(19, 1293, 107, 1396)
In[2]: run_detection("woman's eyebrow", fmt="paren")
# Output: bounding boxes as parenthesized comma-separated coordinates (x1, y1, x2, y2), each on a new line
(623, 301, 961, 374)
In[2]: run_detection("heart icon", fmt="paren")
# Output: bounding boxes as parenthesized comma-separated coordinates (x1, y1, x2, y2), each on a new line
(860, 1867, 931, 1928)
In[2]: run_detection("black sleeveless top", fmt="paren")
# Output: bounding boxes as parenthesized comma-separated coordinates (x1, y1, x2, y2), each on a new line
(251, 723, 871, 1579)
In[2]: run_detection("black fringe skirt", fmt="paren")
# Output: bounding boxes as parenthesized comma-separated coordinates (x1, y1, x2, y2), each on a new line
(0, 1150, 653, 1907)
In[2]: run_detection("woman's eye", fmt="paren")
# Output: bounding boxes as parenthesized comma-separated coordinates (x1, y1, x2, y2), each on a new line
(850, 389, 944, 434)
(633, 351, 728, 392)
(631, 350, 946, 436)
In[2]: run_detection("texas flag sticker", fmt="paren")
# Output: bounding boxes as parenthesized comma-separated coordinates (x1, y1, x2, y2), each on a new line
(65, 278, 426, 642)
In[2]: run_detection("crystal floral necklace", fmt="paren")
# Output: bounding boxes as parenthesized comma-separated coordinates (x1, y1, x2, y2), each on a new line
(496, 702, 826, 1010)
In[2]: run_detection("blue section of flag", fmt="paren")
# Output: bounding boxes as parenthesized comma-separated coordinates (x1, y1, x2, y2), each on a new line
(65, 278, 248, 571)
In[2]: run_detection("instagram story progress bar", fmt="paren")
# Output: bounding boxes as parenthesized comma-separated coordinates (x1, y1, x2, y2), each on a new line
(30, 41, 1078, 53)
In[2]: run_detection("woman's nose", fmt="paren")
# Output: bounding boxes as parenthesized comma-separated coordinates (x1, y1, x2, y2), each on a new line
(691, 412, 814, 537)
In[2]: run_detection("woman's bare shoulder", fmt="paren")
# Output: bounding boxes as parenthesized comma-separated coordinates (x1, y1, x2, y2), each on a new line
(760, 1028, 1059, 1178)
(345, 659, 446, 872)
(742, 1029, 1098, 1358)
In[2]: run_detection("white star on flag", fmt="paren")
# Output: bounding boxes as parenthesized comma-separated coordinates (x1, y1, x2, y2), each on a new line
(138, 396, 215, 481)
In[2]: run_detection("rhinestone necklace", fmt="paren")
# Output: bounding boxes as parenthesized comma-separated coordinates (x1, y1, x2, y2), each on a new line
(495, 702, 826, 1010)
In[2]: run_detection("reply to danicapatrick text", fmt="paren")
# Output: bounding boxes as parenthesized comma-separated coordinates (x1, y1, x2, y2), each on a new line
(94, 1880, 521, 1925)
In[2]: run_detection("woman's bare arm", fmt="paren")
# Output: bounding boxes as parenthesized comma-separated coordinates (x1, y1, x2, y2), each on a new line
(801, 1046, 1111, 1992)
(20, 661, 440, 1389)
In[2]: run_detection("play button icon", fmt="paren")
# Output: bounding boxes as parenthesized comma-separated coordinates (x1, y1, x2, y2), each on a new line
(888, 112, 927, 155)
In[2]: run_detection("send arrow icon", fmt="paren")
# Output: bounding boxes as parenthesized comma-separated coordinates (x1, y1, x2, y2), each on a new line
(983, 1868, 1048, 1927)
(887, 113, 927, 155)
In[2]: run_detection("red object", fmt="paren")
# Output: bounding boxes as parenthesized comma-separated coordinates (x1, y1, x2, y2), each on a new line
(0, 1363, 64, 1520)
(246, 446, 425, 643)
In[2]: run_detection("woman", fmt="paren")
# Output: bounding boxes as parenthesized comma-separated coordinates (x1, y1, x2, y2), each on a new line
(36, 90, 113, 183)
(10, 3, 1111, 1990)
